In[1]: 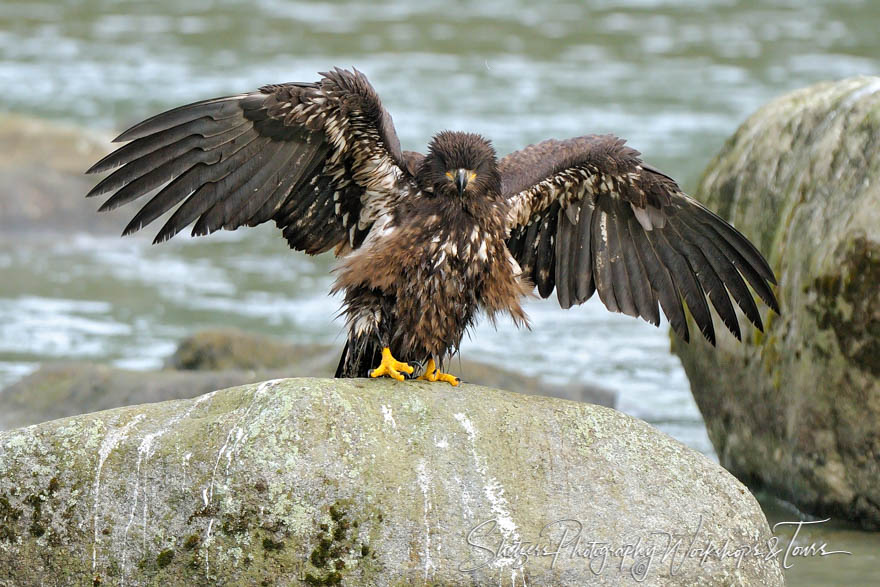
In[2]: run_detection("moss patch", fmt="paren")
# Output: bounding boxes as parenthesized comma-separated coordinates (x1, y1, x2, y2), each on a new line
(0, 492, 23, 542)
(183, 533, 200, 550)
(303, 500, 374, 586)
(261, 537, 284, 552)
(812, 237, 880, 376)
(156, 549, 175, 568)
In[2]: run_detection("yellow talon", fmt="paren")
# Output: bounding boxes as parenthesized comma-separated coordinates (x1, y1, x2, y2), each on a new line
(370, 347, 414, 381)
(416, 359, 460, 387)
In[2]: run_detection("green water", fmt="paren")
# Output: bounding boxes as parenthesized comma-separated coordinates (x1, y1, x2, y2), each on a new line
(1, 1, 878, 583)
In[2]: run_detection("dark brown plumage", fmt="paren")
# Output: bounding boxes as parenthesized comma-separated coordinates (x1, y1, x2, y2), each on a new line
(85, 68, 779, 384)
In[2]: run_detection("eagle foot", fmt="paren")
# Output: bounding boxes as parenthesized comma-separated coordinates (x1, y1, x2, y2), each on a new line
(416, 358, 460, 387)
(370, 347, 414, 382)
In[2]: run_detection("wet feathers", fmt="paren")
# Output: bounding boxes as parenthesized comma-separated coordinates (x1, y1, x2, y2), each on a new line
(86, 68, 779, 377)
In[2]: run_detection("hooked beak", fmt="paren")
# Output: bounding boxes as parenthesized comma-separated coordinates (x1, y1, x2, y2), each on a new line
(454, 168, 469, 195)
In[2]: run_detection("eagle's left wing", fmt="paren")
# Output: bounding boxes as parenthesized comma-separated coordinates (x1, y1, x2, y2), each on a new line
(501, 135, 779, 344)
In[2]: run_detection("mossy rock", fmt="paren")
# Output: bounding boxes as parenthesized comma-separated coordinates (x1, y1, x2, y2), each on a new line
(671, 76, 880, 529)
(0, 378, 781, 585)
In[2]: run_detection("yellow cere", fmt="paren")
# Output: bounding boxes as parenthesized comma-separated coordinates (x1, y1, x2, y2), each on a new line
(445, 171, 454, 180)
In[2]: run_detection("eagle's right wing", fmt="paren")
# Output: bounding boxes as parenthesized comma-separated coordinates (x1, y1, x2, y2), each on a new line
(86, 68, 411, 255)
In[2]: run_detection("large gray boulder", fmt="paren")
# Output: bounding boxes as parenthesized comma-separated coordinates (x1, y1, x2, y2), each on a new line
(0, 379, 782, 585)
(671, 77, 880, 529)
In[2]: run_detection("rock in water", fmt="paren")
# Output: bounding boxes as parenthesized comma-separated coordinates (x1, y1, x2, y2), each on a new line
(1, 330, 614, 431)
(166, 329, 335, 372)
(0, 379, 781, 585)
(671, 77, 880, 529)
(0, 114, 126, 234)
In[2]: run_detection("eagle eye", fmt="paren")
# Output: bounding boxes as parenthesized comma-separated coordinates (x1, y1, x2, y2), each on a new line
(443, 169, 477, 181)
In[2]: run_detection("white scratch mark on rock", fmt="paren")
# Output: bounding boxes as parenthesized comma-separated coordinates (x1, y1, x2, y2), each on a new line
(484, 479, 517, 536)
(454, 412, 475, 437)
(416, 460, 435, 580)
(92, 414, 145, 572)
(182, 451, 192, 486)
(454, 412, 520, 569)
(208, 380, 277, 503)
(120, 393, 214, 585)
(381, 404, 396, 429)
(226, 427, 246, 476)
(205, 518, 215, 579)
(452, 475, 474, 518)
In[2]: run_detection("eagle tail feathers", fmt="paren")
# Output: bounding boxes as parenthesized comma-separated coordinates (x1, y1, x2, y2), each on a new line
(334, 334, 384, 378)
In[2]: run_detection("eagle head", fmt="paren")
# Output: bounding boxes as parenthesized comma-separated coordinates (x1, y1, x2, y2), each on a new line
(418, 131, 500, 199)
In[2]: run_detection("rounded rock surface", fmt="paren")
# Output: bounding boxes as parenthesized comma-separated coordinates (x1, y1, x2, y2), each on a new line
(0, 378, 782, 585)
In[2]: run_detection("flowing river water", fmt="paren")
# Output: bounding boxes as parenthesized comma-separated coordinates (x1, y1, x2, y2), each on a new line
(1, 0, 878, 582)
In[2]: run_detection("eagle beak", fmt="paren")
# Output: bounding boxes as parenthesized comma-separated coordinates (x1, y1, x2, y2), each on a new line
(454, 168, 469, 195)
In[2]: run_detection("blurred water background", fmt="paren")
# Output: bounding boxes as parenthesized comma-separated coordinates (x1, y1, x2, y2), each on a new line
(1, 1, 879, 581)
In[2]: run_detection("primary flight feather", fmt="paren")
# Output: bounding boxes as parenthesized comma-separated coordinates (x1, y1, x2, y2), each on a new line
(86, 68, 779, 385)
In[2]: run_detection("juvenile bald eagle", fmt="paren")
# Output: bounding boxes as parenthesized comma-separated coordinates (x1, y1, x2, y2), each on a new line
(86, 68, 779, 386)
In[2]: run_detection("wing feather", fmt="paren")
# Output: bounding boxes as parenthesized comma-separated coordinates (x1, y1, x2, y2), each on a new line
(616, 211, 658, 324)
(87, 117, 252, 175)
(618, 213, 660, 326)
(520, 220, 541, 278)
(554, 207, 575, 309)
(113, 96, 246, 143)
(89, 121, 255, 201)
(591, 209, 619, 313)
(155, 183, 223, 243)
(193, 139, 289, 234)
(572, 196, 596, 302)
(246, 148, 329, 227)
(604, 206, 639, 318)
(651, 229, 716, 345)
(629, 221, 690, 341)
(690, 210, 780, 313)
(534, 203, 558, 298)
(663, 218, 741, 339)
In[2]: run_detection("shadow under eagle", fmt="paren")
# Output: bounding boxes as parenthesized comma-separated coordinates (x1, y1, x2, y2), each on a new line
(85, 68, 779, 383)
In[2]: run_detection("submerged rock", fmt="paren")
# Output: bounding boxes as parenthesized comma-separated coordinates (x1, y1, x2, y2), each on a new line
(0, 114, 125, 235)
(167, 329, 337, 372)
(0, 378, 782, 585)
(0, 362, 293, 432)
(671, 77, 880, 529)
(0, 330, 614, 431)
(168, 328, 616, 406)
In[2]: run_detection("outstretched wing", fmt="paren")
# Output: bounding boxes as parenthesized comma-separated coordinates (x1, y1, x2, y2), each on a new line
(86, 68, 410, 254)
(502, 135, 779, 344)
